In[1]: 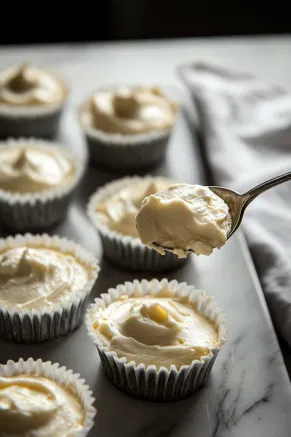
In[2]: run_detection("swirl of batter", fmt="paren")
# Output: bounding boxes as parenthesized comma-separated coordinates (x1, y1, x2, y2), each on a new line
(0, 375, 84, 436)
(0, 62, 66, 106)
(90, 291, 219, 369)
(89, 86, 178, 134)
(0, 147, 75, 194)
(0, 247, 88, 310)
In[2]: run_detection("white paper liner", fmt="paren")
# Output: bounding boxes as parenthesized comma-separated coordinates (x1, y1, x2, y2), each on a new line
(0, 110, 65, 140)
(82, 120, 171, 171)
(87, 176, 187, 271)
(0, 138, 84, 231)
(0, 100, 67, 139)
(86, 278, 227, 401)
(78, 85, 178, 170)
(0, 358, 96, 437)
(0, 233, 100, 343)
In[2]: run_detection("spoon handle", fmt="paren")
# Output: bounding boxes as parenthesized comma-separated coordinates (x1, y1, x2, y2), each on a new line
(243, 170, 291, 205)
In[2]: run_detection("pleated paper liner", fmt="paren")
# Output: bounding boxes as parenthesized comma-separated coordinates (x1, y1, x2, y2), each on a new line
(86, 278, 227, 401)
(0, 138, 84, 231)
(0, 233, 99, 343)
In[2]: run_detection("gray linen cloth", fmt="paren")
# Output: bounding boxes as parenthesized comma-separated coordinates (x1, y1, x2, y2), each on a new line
(178, 63, 291, 346)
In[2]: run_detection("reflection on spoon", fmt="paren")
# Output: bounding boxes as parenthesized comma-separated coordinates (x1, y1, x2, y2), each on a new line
(136, 171, 291, 257)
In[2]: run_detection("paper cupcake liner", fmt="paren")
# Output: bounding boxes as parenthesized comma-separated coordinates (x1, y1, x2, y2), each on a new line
(0, 68, 68, 139)
(83, 128, 171, 172)
(0, 233, 99, 343)
(0, 138, 84, 231)
(0, 104, 65, 139)
(86, 278, 227, 401)
(87, 176, 187, 271)
(0, 358, 96, 436)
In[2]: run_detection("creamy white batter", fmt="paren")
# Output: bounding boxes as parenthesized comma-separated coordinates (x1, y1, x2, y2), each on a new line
(0, 63, 66, 106)
(83, 86, 178, 135)
(0, 247, 88, 310)
(136, 183, 231, 257)
(0, 147, 75, 194)
(89, 291, 218, 369)
(95, 178, 173, 238)
(0, 375, 84, 436)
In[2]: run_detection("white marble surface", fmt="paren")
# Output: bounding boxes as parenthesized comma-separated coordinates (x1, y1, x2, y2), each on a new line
(1, 36, 291, 436)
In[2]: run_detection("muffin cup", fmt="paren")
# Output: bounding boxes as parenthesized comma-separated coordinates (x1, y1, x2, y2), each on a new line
(0, 70, 69, 139)
(86, 278, 227, 401)
(87, 176, 187, 272)
(0, 358, 96, 437)
(0, 233, 99, 343)
(0, 138, 84, 231)
(78, 85, 179, 172)
(83, 126, 171, 172)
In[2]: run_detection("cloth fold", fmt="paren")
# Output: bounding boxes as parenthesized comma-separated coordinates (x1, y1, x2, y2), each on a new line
(178, 62, 291, 346)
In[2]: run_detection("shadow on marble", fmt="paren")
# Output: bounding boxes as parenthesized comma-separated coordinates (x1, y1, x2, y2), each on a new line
(278, 333, 291, 380)
(92, 366, 208, 437)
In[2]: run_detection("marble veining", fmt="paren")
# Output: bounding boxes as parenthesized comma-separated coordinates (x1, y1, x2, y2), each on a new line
(211, 340, 274, 436)
(0, 39, 291, 437)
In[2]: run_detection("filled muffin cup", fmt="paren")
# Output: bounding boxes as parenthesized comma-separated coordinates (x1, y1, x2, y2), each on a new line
(87, 176, 187, 272)
(0, 71, 69, 139)
(0, 233, 100, 343)
(86, 278, 227, 401)
(0, 358, 96, 437)
(78, 86, 178, 172)
(0, 138, 84, 231)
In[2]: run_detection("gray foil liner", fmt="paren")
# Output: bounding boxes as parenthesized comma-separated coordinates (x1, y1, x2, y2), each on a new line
(84, 128, 171, 172)
(0, 358, 96, 437)
(0, 138, 84, 231)
(0, 105, 65, 139)
(87, 176, 187, 272)
(86, 279, 227, 401)
(0, 233, 99, 343)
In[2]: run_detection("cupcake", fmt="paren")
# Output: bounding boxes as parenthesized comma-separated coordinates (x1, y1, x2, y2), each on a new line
(78, 85, 179, 171)
(0, 233, 99, 343)
(87, 175, 187, 271)
(0, 358, 96, 436)
(86, 278, 227, 401)
(0, 62, 68, 138)
(0, 138, 83, 231)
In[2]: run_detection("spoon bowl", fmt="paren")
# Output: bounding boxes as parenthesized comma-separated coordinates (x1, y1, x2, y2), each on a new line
(209, 186, 246, 240)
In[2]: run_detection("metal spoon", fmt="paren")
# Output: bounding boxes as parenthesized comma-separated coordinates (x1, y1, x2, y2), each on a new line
(153, 170, 291, 253)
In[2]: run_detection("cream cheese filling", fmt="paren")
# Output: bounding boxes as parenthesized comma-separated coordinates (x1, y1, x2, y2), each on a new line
(0, 375, 85, 437)
(0, 147, 75, 194)
(136, 183, 231, 257)
(84, 86, 178, 135)
(0, 63, 66, 106)
(95, 178, 174, 238)
(0, 247, 88, 310)
(90, 291, 218, 369)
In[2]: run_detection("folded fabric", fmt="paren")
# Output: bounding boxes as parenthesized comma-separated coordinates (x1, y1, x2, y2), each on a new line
(178, 62, 291, 346)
